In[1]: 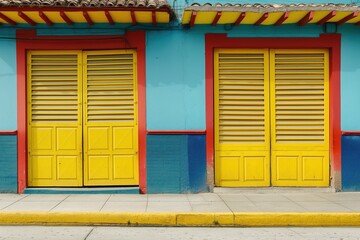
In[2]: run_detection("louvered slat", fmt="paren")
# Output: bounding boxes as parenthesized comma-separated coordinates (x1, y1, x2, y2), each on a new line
(274, 52, 326, 143)
(217, 52, 266, 144)
(86, 53, 135, 122)
(30, 54, 79, 122)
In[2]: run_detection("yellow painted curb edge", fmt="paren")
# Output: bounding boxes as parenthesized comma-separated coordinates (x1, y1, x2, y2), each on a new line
(1, 212, 360, 226)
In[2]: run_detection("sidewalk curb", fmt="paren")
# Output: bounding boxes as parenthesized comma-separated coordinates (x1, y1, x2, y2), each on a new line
(1, 212, 360, 226)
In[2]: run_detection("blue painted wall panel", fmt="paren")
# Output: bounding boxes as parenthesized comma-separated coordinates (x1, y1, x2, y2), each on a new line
(188, 135, 207, 192)
(340, 25, 360, 131)
(0, 135, 17, 192)
(342, 135, 360, 191)
(146, 31, 205, 130)
(147, 135, 207, 193)
(0, 30, 17, 130)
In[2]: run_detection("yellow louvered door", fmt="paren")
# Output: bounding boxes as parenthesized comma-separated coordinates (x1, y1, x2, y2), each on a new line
(270, 49, 329, 186)
(28, 51, 83, 186)
(214, 49, 270, 187)
(83, 50, 139, 186)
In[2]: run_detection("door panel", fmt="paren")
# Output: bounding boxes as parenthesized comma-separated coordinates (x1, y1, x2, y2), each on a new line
(270, 49, 329, 186)
(83, 50, 139, 186)
(271, 151, 329, 186)
(216, 151, 270, 186)
(28, 51, 83, 186)
(214, 49, 270, 187)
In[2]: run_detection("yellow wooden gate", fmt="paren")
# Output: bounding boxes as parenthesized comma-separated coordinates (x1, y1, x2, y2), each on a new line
(215, 49, 329, 187)
(28, 50, 138, 187)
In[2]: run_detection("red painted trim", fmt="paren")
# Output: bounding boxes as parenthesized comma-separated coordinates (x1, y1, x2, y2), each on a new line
(152, 11, 157, 26)
(317, 11, 336, 25)
(132, 31, 147, 194)
(16, 30, 30, 194)
(0, 131, 17, 135)
(190, 11, 197, 28)
(234, 12, 246, 26)
(342, 131, 360, 135)
(0, 7, 171, 13)
(131, 11, 137, 26)
(275, 12, 289, 26)
(60, 11, 73, 25)
(83, 10, 93, 26)
(0, 12, 16, 25)
(39, 11, 53, 26)
(147, 130, 206, 135)
(298, 11, 314, 26)
(105, 10, 114, 25)
(337, 12, 358, 25)
(18, 11, 36, 26)
(16, 30, 147, 194)
(211, 12, 222, 26)
(205, 33, 341, 187)
(255, 13, 268, 25)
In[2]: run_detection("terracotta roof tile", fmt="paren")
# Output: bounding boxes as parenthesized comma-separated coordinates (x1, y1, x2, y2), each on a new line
(0, 0, 171, 8)
(185, 3, 360, 13)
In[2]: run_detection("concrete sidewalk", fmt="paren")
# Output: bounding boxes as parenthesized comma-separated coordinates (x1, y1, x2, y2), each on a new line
(1, 189, 360, 227)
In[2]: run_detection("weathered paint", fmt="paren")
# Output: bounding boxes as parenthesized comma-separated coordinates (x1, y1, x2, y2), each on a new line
(0, 135, 17, 192)
(341, 134, 360, 191)
(146, 134, 206, 193)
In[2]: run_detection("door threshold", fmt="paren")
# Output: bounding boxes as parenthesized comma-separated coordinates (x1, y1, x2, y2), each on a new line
(23, 187, 139, 194)
(214, 187, 336, 194)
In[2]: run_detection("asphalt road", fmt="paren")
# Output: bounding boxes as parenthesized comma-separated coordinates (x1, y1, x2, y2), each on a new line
(1, 226, 360, 240)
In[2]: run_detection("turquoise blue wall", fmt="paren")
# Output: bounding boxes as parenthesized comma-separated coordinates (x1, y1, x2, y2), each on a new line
(0, 30, 16, 131)
(146, 24, 323, 130)
(0, 24, 359, 131)
(339, 25, 360, 131)
(146, 31, 205, 130)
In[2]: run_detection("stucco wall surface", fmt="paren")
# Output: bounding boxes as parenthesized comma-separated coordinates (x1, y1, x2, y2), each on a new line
(0, 30, 16, 131)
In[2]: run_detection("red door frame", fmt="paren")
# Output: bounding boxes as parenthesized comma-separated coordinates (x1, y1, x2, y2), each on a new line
(205, 33, 341, 189)
(16, 30, 147, 193)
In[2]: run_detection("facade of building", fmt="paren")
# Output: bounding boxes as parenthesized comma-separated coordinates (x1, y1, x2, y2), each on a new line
(0, 0, 359, 193)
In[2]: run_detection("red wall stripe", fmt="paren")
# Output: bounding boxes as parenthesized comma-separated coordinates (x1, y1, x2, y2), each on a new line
(342, 131, 360, 135)
(0, 131, 17, 135)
